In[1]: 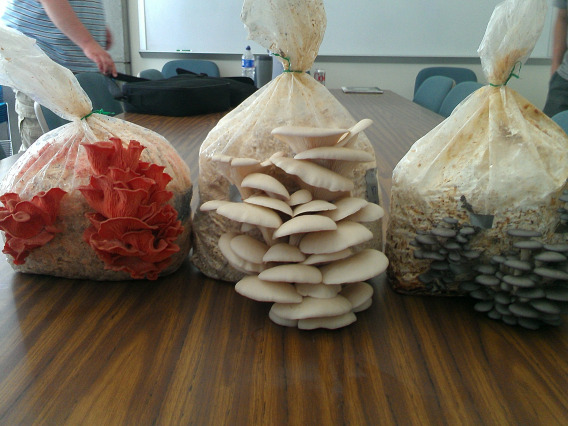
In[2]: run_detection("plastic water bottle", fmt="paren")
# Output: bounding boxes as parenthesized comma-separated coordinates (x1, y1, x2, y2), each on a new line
(241, 45, 255, 81)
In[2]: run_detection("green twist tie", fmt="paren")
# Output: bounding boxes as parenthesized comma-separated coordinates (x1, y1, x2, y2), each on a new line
(81, 109, 115, 120)
(272, 53, 305, 73)
(489, 61, 522, 87)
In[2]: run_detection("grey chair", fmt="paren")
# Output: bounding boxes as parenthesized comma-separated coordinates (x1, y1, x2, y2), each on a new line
(439, 81, 484, 117)
(412, 75, 455, 114)
(552, 110, 568, 134)
(414, 67, 477, 96)
(161, 59, 220, 78)
(138, 68, 165, 80)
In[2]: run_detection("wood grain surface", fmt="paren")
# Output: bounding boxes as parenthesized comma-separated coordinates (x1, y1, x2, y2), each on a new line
(0, 90, 566, 425)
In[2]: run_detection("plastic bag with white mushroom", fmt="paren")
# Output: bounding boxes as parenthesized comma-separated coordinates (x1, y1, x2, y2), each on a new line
(192, 0, 381, 281)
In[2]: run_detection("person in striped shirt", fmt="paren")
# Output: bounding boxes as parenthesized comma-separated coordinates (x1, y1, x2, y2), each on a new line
(1, 0, 117, 151)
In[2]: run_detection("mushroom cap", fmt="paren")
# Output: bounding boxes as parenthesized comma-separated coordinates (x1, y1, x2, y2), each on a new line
(353, 298, 372, 313)
(231, 157, 261, 167)
(216, 202, 283, 228)
(295, 283, 342, 298)
(270, 295, 353, 320)
(323, 197, 368, 222)
(263, 243, 306, 263)
(229, 234, 269, 264)
(200, 200, 230, 212)
(336, 118, 373, 147)
(273, 214, 337, 239)
(259, 264, 323, 284)
(345, 203, 384, 222)
(298, 312, 357, 330)
(293, 200, 337, 216)
(294, 146, 374, 163)
(320, 249, 389, 285)
(271, 126, 349, 152)
(287, 189, 313, 206)
(302, 248, 353, 265)
(244, 195, 293, 216)
(270, 156, 354, 193)
(218, 232, 265, 274)
(299, 221, 373, 254)
(269, 309, 299, 327)
(241, 172, 290, 201)
(235, 275, 302, 304)
(340, 282, 374, 311)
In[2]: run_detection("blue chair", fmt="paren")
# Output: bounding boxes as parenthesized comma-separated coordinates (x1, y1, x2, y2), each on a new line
(439, 81, 484, 117)
(138, 68, 165, 80)
(552, 110, 568, 134)
(414, 67, 477, 96)
(161, 59, 220, 78)
(412, 75, 455, 114)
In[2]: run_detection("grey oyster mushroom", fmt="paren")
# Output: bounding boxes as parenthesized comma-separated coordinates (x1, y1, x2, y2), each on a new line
(201, 123, 387, 329)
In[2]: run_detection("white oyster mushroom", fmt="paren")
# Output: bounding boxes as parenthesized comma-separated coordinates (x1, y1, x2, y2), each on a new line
(263, 243, 306, 263)
(218, 233, 265, 274)
(216, 202, 282, 229)
(270, 156, 354, 193)
(273, 214, 337, 239)
(293, 200, 336, 216)
(298, 312, 357, 330)
(299, 221, 373, 254)
(301, 248, 353, 265)
(345, 203, 385, 222)
(320, 249, 389, 285)
(199, 199, 230, 211)
(287, 189, 313, 206)
(271, 126, 349, 153)
(336, 118, 373, 148)
(235, 275, 302, 304)
(270, 295, 352, 320)
(323, 197, 368, 222)
(229, 234, 269, 264)
(353, 298, 372, 313)
(259, 264, 322, 284)
(269, 309, 299, 327)
(340, 282, 374, 311)
(295, 283, 341, 298)
(241, 172, 291, 201)
(294, 146, 374, 163)
(244, 195, 293, 216)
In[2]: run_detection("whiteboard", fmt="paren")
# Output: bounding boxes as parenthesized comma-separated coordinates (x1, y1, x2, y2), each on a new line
(138, 0, 553, 58)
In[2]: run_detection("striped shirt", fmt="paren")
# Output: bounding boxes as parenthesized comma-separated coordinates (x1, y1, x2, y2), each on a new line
(1, 0, 107, 73)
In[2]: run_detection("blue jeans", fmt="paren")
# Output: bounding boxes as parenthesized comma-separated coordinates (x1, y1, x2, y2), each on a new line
(543, 72, 568, 117)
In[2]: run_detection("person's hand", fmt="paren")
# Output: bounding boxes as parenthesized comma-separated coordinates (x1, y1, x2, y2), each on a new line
(83, 40, 117, 77)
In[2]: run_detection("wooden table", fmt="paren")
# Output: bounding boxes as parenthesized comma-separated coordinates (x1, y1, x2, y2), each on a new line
(0, 90, 566, 425)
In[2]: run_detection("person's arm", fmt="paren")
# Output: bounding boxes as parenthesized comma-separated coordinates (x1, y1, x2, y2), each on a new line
(38, 0, 117, 77)
(551, 7, 568, 75)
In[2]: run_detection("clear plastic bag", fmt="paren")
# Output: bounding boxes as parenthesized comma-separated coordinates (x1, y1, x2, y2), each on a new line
(191, 0, 381, 281)
(386, 0, 568, 295)
(0, 25, 192, 280)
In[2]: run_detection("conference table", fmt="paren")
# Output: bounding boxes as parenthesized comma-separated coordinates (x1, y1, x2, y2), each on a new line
(0, 89, 566, 425)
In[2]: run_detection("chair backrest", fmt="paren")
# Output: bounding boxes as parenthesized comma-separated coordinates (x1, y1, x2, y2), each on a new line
(414, 67, 477, 96)
(76, 72, 124, 115)
(438, 81, 484, 117)
(138, 68, 165, 80)
(412, 75, 455, 114)
(161, 59, 220, 78)
(552, 110, 568, 134)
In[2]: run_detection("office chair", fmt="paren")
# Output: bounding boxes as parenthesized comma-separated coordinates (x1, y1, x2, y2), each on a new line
(552, 110, 568, 134)
(414, 67, 477, 96)
(412, 75, 455, 114)
(161, 59, 220, 78)
(438, 81, 484, 117)
(138, 68, 165, 80)
(0, 85, 12, 159)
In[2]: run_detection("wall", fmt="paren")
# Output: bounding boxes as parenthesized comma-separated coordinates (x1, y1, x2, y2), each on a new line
(127, 0, 551, 109)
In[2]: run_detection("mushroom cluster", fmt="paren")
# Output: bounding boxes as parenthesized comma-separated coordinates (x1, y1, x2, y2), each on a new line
(200, 120, 388, 329)
(411, 215, 568, 330)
